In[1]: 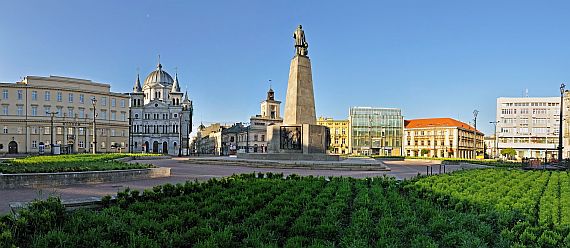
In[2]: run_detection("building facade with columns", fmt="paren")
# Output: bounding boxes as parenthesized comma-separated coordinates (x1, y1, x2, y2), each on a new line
(404, 118, 484, 159)
(0, 76, 129, 154)
(129, 61, 193, 155)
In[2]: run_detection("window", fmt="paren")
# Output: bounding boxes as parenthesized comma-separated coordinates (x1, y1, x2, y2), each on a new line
(79, 108, 85, 118)
(31, 127, 38, 134)
(57, 107, 63, 117)
(17, 106, 23, 116)
(121, 112, 126, 121)
(44, 91, 50, 101)
(31, 91, 37, 101)
(120, 99, 125, 108)
(17, 90, 23, 100)
(68, 127, 74, 135)
(67, 108, 73, 118)
(32, 141, 37, 149)
(254, 135, 258, 141)
(3, 126, 7, 134)
(2, 89, 8, 99)
(78, 141, 85, 148)
(44, 127, 50, 134)
(101, 142, 106, 149)
(2, 105, 7, 115)
(44, 106, 50, 116)
(57, 127, 62, 135)
(111, 129, 116, 137)
(79, 94, 84, 104)
(31, 106, 37, 116)
(79, 128, 84, 135)
(56, 92, 62, 102)
(135, 113, 139, 119)
(101, 97, 107, 106)
(101, 110, 107, 120)
(111, 98, 116, 107)
(261, 135, 265, 142)
(68, 93, 74, 103)
(111, 111, 116, 120)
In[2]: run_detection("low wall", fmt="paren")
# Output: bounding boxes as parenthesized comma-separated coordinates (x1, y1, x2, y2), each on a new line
(0, 167, 170, 189)
(237, 153, 340, 161)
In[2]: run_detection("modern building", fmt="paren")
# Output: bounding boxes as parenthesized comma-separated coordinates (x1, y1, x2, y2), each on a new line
(129, 61, 193, 155)
(317, 117, 350, 154)
(349, 107, 403, 156)
(496, 97, 560, 159)
(0, 76, 130, 154)
(404, 118, 484, 159)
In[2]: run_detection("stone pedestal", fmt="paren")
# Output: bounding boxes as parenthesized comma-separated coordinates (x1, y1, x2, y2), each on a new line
(254, 124, 338, 161)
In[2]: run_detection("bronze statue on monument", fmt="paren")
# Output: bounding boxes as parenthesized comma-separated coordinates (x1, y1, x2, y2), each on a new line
(293, 25, 309, 56)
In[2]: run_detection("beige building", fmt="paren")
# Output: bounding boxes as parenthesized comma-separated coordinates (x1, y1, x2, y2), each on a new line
(317, 117, 350, 154)
(0, 76, 129, 154)
(404, 118, 484, 159)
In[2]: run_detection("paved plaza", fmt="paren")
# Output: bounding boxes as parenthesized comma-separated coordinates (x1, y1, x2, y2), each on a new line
(0, 158, 482, 214)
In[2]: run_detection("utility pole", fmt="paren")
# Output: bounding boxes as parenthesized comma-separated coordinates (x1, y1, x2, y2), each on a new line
(46, 111, 59, 155)
(490, 121, 500, 158)
(91, 97, 98, 154)
(558, 83, 565, 164)
(473, 109, 479, 159)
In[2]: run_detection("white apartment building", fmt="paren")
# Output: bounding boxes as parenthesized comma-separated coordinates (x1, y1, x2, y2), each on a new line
(496, 97, 560, 159)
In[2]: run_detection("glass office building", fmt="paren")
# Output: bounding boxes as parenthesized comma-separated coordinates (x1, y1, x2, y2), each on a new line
(349, 107, 403, 156)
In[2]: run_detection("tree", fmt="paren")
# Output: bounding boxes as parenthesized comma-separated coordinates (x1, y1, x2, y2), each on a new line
(501, 148, 516, 160)
(421, 149, 429, 156)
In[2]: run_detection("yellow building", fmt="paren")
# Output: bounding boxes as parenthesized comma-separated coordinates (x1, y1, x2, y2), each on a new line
(0, 76, 130, 154)
(317, 117, 350, 154)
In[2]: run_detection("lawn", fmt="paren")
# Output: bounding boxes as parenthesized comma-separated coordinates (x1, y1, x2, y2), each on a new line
(0, 153, 158, 174)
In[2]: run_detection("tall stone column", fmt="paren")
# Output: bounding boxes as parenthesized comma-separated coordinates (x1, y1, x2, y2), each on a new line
(283, 55, 316, 125)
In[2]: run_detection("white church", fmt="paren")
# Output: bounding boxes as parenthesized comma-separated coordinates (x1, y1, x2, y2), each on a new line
(129, 61, 193, 155)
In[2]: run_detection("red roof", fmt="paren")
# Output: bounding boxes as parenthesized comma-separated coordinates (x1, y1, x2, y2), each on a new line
(404, 118, 483, 134)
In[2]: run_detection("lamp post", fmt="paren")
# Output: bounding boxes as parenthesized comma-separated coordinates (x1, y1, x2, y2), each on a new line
(368, 115, 372, 156)
(558, 83, 565, 163)
(91, 97, 97, 154)
(178, 112, 182, 157)
(489, 121, 500, 158)
(473, 109, 479, 159)
(46, 111, 59, 155)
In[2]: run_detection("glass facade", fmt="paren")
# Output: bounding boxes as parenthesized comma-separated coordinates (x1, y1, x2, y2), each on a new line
(349, 107, 403, 156)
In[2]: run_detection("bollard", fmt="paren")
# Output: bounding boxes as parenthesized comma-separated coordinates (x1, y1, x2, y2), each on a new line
(426, 166, 429, 175)
(430, 166, 433, 175)
(439, 164, 442, 174)
(443, 164, 446, 173)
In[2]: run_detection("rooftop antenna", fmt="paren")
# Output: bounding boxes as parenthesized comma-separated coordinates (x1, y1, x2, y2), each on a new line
(525, 88, 529, 97)
(269, 79, 272, 89)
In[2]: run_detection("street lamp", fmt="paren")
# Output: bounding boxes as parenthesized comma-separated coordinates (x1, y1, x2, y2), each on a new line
(46, 111, 59, 155)
(489, 121, 500, 158)
(473, 109, 479, 159)
(178, 112, 183, 157)
(91, 97, 98, 154)
(558, 83, 565, 164)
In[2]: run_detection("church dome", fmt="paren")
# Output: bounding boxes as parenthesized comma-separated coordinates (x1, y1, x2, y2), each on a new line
(143, 63, 174, 88)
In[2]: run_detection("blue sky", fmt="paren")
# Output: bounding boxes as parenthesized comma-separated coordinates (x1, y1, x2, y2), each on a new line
(1, 0, 569, 134)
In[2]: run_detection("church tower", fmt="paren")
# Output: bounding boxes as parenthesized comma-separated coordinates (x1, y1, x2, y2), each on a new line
(169, 73, 183, 106)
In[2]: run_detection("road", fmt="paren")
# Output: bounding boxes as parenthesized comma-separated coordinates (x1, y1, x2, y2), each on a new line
(0, 158, 477, 214)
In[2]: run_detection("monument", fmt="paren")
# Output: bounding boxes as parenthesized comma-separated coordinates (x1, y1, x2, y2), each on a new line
(240, 25, 338, 161)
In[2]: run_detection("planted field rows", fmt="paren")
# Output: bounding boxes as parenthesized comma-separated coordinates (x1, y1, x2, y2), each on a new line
(2, 170, 570, 247)
(2, 174, 508, 247)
